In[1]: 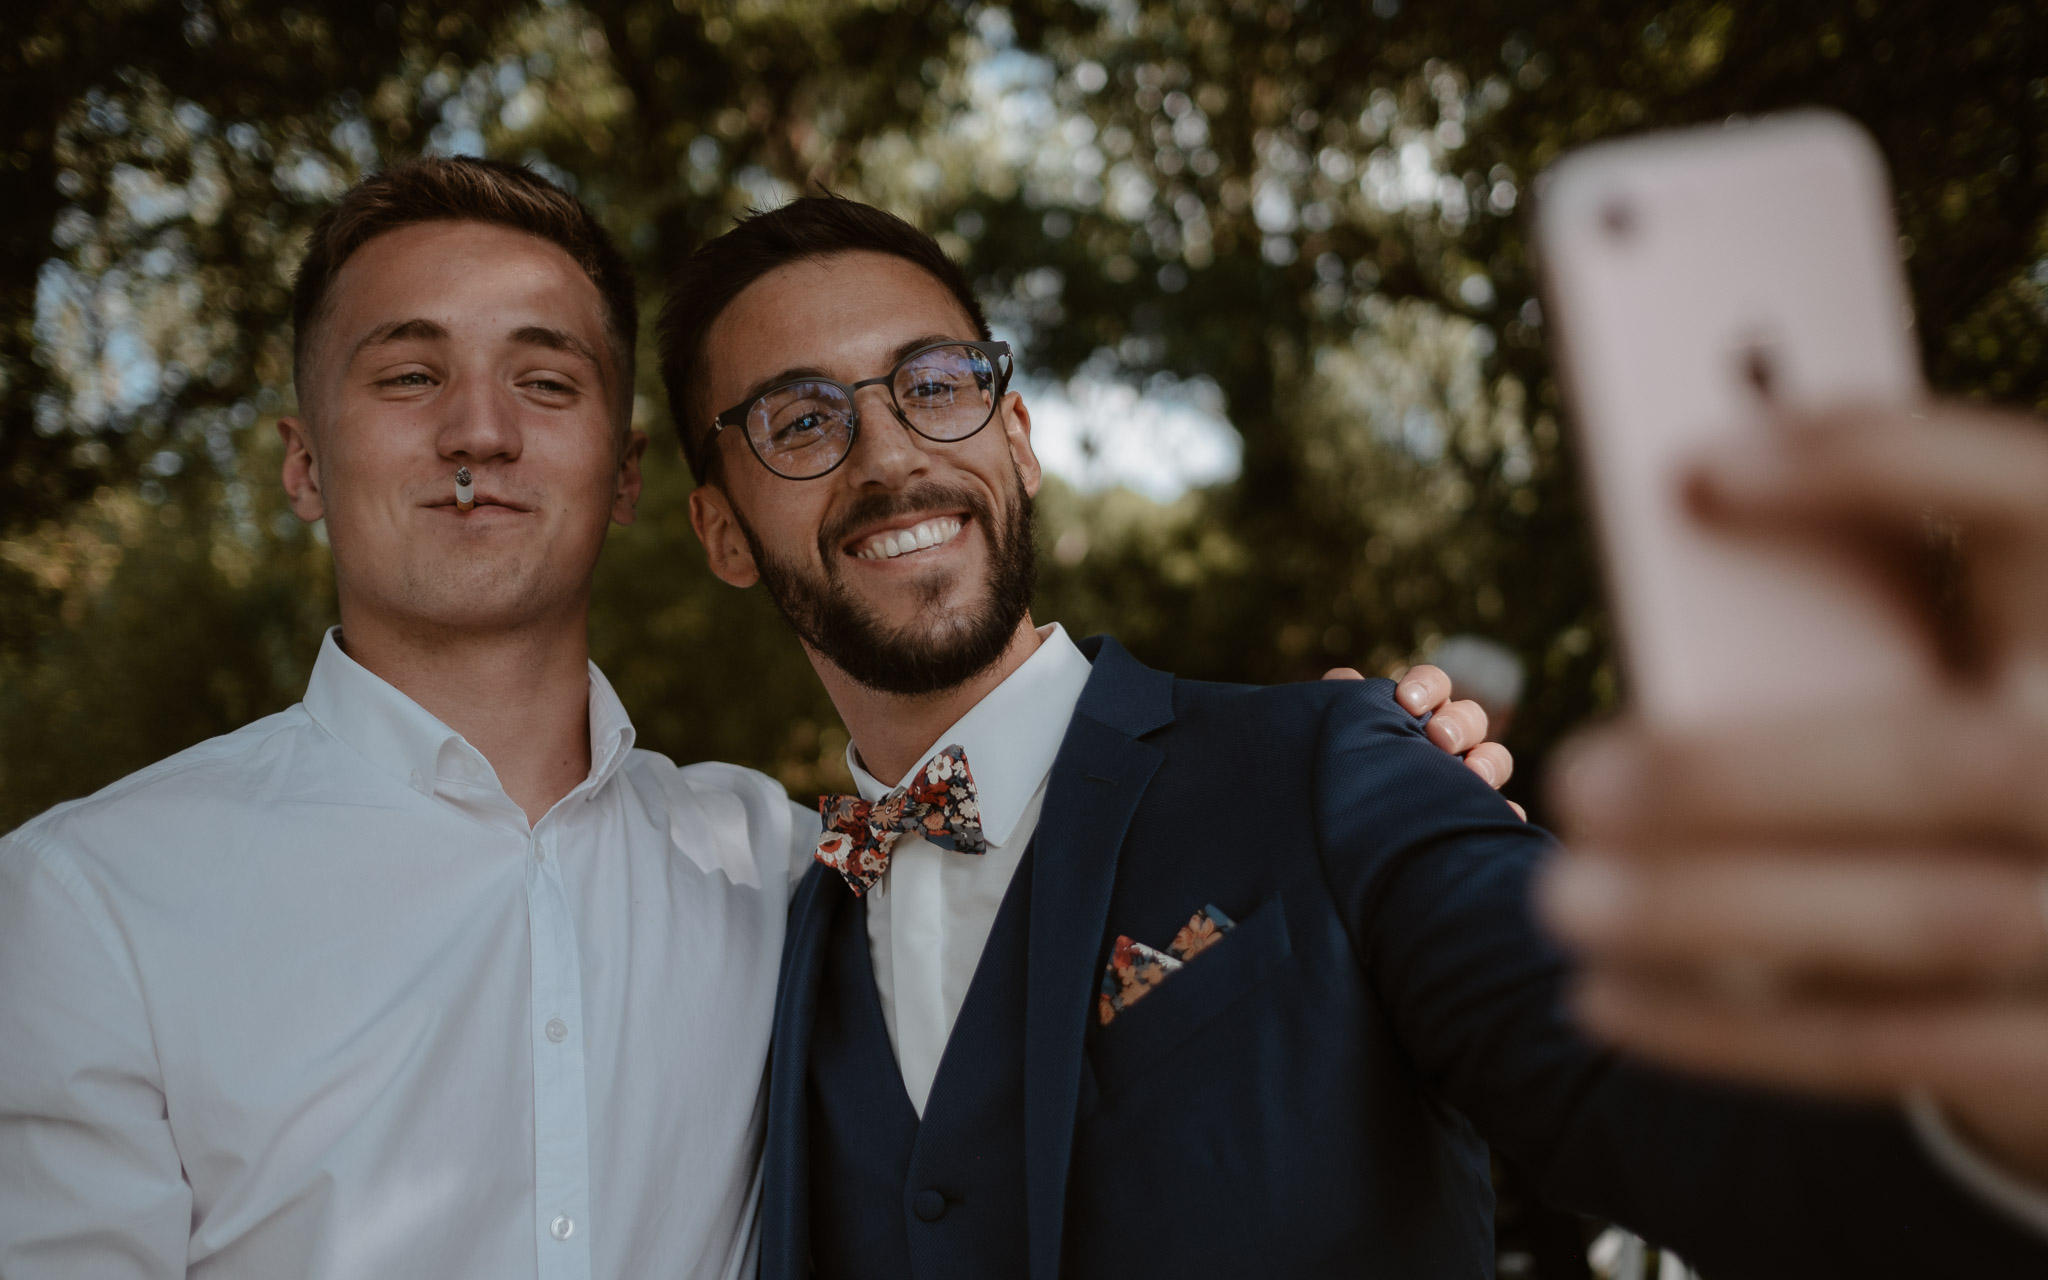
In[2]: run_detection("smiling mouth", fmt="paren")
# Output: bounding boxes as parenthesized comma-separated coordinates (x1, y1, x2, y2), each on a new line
(850, 515, 965, 561)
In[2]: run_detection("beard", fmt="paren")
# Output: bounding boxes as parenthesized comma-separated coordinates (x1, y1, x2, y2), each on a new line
(733, 471, 1038, 697)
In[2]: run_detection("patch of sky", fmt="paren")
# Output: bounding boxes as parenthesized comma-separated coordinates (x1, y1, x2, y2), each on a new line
(523, 152, 577, 193)
(1253, 176, 1298, 234)
(735, 165, 796, 209)
(974, 5, 1017, 49)
(174, 101, 215, 137)
(1361, 138, 1438, 213)
(112, 164, 192, 227)
(495, 59, 528, 98)
(1104, 162, 1154, 222)
(1393, 404, 1446, 463)
(102, 328, 161, 418)
(1013, 351, 1241, 501)
(501, 87, 545, 132)
(330, 116, 379, 169)
(274, 149, 345, 200)
(225, 122, 264, 155)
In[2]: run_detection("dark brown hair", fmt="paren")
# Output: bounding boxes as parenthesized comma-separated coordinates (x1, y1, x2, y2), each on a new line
(657, 195, 990, 484)
(290, 156, 637, 415)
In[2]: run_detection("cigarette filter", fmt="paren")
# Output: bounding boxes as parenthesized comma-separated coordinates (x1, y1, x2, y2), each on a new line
(455, 466, 475, 512)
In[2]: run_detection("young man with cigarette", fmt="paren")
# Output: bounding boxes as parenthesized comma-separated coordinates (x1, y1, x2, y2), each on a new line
(669, 196, 2048, 1277)
(0, 159, 1492, 1278)
(0, 157, 809, 1279)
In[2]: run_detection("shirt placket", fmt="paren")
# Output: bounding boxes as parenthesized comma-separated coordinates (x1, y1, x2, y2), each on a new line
(526, 823, 593, 1280)
(888, 837, 951, 1114)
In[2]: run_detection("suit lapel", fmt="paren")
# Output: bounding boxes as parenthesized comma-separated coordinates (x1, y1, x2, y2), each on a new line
(760, 861, 842, 1280)
(1023, 638, 1175, 1280)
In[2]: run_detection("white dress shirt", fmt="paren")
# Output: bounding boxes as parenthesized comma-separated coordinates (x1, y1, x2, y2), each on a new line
(851, 623, 1094, 1116)
(0, 629, 815, 1280)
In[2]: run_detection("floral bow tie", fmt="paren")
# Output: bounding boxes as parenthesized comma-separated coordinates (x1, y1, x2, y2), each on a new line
(816, 744, 986, 896)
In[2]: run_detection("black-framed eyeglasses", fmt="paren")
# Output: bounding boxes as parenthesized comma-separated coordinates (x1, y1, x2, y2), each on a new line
(708, 339, 1013, 480)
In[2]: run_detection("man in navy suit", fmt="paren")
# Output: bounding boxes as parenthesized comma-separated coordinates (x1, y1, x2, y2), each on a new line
(665, 196, 2048, 1277)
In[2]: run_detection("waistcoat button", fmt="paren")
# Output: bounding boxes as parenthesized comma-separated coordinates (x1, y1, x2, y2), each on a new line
(912, 1189, 947, 1222)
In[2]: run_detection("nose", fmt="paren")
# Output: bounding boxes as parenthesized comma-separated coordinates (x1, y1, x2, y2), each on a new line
(841, 382, 932, 489)
(436, 373, 522, 466)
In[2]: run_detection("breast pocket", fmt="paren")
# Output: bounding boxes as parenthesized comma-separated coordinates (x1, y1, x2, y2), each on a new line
(1089, 892, 1294, 1098)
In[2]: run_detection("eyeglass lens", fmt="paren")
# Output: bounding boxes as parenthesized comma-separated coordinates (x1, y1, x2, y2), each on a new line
(745, 344, 999, 478)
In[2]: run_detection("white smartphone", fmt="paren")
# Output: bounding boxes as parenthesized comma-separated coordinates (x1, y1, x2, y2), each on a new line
(1536, 110, 1933, 726)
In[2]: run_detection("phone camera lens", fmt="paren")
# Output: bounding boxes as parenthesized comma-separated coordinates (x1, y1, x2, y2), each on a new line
(1741, 343, 1778, 401)
(1600, 199, 1636, 240)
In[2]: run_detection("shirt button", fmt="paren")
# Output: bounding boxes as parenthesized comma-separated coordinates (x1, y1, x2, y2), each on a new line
(550, 1214, 575, 1241)
(545, 1018, 568, 1043)
(912, 1189, 947, 1222)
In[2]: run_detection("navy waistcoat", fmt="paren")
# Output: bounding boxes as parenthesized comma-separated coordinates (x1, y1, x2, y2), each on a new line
(806, 848, 1034, 1280)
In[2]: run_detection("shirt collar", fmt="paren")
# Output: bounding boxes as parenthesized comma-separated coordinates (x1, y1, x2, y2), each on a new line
(844, 622, 1093, 848)
(301, 626, 637, 810)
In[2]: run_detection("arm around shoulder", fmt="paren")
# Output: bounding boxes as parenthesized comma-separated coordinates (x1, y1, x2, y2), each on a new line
(0, 831, 190, 1276)
(1307, 677, 1541, 937)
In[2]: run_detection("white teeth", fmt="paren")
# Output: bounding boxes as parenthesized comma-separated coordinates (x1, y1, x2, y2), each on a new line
(856, 516, 962, 561)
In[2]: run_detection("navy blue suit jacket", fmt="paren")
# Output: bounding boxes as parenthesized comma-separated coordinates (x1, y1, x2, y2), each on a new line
(761, 636, 2045, 1277)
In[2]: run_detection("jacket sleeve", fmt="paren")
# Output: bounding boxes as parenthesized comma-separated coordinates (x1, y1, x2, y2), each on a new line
(1306, 679, 2048, 1276)
(0, 832, 190, 1278)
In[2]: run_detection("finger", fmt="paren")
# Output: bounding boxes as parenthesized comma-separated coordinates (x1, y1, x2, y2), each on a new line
(1695, 403, 2048, 543)
(1549, 706, 2048, 849)
(1463, 741, 1514, 790)
(1573, 970, 2048, 1115)
(1395, 664, 1452, 716)
(1692, 407, 2048, 677)
(1507, 799, 1528, 822)
(1320, 666, 1366, 681)
(1539, 850, 2048, 986)
(1425, 699, 1489, 756)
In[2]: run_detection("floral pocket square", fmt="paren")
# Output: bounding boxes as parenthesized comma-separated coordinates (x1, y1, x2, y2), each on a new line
(1098, 904, 1237, 1026)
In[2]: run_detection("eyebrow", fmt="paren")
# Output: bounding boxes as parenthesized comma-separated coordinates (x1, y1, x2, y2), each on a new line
(351, 320, 604, 372)
(509, 325, 604, 370)
(353, 318, 449, 358)
(730, 333, 969, 410)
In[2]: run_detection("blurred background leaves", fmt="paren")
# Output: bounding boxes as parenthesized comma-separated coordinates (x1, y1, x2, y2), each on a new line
(5, 0, 2046, 847)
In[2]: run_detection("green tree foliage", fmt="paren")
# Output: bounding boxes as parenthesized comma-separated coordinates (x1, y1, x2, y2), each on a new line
(5, 0, 2046, 834)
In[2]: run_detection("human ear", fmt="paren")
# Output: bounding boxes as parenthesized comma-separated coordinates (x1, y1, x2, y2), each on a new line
(612, 429, 648, 526)
(278, 416, 326, 521)
(687, 482, 762, 588)
(1000, 391, 1041, 499)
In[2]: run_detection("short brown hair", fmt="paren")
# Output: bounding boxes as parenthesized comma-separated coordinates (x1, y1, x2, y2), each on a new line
(291, 156, 637, 416)
(657, 195, 990, 484)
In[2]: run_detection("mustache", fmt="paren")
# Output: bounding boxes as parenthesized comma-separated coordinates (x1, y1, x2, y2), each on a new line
(818, 483, 992, 559)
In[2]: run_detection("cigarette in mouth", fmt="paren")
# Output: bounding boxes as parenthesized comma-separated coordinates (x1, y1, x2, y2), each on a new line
(455, 466, 475, 512)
